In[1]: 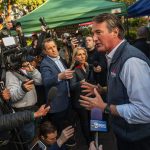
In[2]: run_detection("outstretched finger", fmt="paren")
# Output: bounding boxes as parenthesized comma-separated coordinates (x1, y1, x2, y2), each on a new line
(80, 95, 91, 101)
(85, 92, 93, 97)
(79, 100, 91, 109)
(94, 88, 101, 99)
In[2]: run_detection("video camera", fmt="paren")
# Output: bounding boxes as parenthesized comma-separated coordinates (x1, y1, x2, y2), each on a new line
(1, 36, 35, 71)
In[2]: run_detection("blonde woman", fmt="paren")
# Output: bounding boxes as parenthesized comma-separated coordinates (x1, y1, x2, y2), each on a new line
(70, 47, 91, 146)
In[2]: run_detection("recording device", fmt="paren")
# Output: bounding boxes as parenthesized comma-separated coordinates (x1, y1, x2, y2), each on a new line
(30, 140, 46, 150)
(1, 36, 37, 70)
(39, 17, 49, 30)
(2, 36, 17, 47)
(91, 108, 109, 149)
(45, 86, 58, 108)
(91, 108, 108, 132)
(75, 30, 84, 47)
(93, 61, 99, 68)
(70, 60, 81, 70)
(89, 61, 99, 71)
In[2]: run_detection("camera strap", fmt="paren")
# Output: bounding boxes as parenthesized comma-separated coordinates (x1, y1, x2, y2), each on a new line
(11, 70, 31, 82)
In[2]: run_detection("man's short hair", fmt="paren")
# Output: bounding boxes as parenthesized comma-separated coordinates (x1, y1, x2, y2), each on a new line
(137, 26, 149, 39)
(93, 13, 125, 39)
(42, 38, 56, 50)
(85, 35, 93, 38)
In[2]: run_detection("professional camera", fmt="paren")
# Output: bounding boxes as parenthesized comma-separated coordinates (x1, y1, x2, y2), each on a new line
(1, 36, 35, 70)
(39, 17, 49, 30)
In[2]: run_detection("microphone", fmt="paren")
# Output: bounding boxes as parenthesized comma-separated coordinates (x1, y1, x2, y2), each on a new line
(45, 86, 58, 108)
(90, 108, 108, 149)
(93, 61, 99, 68)
(91, 108, 103, 132)
(70, 60, 80, 70)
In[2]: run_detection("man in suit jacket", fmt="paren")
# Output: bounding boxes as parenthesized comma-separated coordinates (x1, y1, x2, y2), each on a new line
(40, 38, 74, 132)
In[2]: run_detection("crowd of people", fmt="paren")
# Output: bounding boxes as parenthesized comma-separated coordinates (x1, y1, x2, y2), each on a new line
(0, 13, 150, 150)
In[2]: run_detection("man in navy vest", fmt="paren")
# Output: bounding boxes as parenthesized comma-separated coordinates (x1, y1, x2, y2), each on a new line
(80, 13, 150, 150)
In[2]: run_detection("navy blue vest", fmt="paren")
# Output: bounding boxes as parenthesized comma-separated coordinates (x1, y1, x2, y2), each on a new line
(107, 41, 150, 141)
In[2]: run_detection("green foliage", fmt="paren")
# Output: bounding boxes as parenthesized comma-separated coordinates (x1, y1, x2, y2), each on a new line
(0, 0, 46, 13)
(114, 0, 148, 41)
(128, 18, 147, 27)
(15, 0, 46, 11)
(127, 18, 147, 41)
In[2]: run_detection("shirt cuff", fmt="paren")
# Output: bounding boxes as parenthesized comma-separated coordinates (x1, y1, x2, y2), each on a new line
(58, 77, 62, 82)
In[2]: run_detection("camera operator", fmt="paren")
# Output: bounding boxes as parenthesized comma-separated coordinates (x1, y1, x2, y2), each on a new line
(0, 86, 50, 150)
(0, 20, 27, 48)
(36, 17, 54, 55)
(5, 61, 42, 149)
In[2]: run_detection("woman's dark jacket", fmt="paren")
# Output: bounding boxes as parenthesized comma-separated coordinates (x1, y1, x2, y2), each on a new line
(70, 65, 89, 108)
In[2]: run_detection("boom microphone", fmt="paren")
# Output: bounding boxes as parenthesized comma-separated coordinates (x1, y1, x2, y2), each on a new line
(70, 60, 80, 70)
(45, 86, 58, 108)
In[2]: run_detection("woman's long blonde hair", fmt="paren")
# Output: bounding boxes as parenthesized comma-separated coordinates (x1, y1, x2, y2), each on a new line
(70, 47, 88, 68)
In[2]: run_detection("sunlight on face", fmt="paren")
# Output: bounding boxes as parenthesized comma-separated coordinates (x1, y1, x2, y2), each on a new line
(85, 36, 95, 49)
(75, 49, 87, 64)
(44, 41, 59, 58)
(92, 21, 116, 53)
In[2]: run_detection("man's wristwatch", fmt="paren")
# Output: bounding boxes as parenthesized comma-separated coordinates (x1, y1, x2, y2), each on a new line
(104, 104, 111, 114)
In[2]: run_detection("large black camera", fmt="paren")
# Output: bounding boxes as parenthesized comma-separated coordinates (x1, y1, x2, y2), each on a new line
(3, 47, 32, 70)
(39, 17, 49, 30)
(1, 36, 35, 70)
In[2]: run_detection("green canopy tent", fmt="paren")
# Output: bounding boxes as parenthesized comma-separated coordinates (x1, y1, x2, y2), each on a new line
(17, 0, 127, 34)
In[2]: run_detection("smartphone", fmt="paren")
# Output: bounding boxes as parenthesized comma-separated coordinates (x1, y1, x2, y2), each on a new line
(30, 140, 47, 150)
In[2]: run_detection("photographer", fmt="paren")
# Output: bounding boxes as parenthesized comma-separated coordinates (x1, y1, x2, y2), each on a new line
(36, 17, 53, 55)
(0, 87, 50, 150)
(5, 61, 42, 149)
(0, 21, 27, 47)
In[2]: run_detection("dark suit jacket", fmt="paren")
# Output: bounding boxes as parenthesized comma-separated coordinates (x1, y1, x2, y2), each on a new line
(40, 56, 69, 113)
